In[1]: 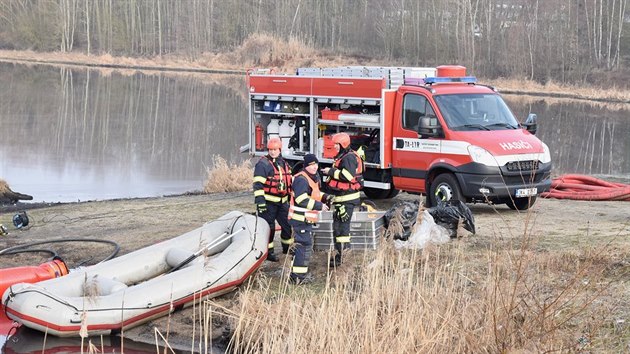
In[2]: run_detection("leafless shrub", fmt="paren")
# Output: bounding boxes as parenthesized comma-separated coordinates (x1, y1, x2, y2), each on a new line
(203, 156, 252, 193)
(0, 179, 9, 193)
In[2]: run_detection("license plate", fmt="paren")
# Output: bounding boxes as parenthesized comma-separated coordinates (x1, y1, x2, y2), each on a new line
(515, 188, 538, 198)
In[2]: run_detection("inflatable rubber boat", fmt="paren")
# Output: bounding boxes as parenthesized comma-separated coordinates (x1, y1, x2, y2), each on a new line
(2, 211, 269, 337)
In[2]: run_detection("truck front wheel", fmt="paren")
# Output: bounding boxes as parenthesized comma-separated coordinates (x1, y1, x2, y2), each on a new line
(428, 173, 463, 207)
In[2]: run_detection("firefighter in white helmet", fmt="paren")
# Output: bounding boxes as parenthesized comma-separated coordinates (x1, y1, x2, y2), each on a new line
(321, 133, 364, 267)
(287, 154, 332, 284)
(253, 137, 293, 262)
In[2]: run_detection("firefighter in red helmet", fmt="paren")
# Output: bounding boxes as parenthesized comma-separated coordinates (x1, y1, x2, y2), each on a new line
(321, 132, 364, 267)
(253, 137, 293, 262)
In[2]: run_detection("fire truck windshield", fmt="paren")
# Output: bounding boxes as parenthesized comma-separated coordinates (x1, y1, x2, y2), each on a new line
(434, 93, 519, 131)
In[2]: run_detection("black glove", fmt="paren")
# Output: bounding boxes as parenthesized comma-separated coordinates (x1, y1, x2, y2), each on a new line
(322, 194, 334, 205)
(257, 203, 267, 214)
(334, 204, 350, 222)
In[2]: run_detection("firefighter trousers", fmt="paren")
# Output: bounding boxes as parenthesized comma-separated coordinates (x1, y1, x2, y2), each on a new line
(289, 220, 313, 280)
(332, 202, 356, 256)
(259, 201, 293, 254)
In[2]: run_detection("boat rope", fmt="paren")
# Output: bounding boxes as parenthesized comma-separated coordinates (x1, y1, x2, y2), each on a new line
(204, 213, 262, 289)
(541, 174, 630, 201)
(3, 213, 266, 315)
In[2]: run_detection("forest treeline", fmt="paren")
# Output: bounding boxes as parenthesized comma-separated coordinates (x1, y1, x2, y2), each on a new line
(0, 0, 628, 85)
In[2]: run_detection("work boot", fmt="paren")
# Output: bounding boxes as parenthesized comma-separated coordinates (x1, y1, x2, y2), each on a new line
(329, 253, 342, 268)
(266, 252, 279, 262)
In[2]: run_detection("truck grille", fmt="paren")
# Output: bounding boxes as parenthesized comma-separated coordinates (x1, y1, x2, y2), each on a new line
(506, 160, 539, 172)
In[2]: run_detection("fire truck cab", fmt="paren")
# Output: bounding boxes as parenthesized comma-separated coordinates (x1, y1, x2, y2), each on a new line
(246, 65, 552, 210)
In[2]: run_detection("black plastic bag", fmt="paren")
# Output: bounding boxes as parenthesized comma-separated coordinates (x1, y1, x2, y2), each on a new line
(427, 200, 475, 238)
(383, 200, 421, 241)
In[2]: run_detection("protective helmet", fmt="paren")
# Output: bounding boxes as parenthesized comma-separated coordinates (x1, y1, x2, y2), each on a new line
(332, 133, 351, 149)
(267, 137, 282, 150)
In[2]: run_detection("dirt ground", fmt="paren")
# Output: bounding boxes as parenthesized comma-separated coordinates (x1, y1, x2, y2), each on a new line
(1, 192, 629, 350)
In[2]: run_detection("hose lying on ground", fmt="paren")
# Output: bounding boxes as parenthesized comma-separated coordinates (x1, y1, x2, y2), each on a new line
(0, 239, 120, 268)
(541, 174, 630, 201)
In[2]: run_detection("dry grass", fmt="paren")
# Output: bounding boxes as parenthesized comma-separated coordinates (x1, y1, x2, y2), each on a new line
(203, 156, 252, 193)
(1, 38, 629, 103)
(228, 33, 316, 69)
(0, 179, 9, 193)
(488, 77, 630, 104)
(210, 211, 628, 353)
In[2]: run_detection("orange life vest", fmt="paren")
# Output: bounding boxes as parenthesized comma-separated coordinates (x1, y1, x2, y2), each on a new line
(327, 150, 364, 192)
(288, 171, 322, 223)
(262, 157, 292, 197)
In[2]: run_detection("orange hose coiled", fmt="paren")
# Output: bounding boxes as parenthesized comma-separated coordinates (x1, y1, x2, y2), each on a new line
(541, 174, 630, 201)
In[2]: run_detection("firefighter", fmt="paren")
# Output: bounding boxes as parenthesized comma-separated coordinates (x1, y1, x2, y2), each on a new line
(287, 154, 332, 284)
(321, 132, 364, 267)
(253, 137, 293, 262)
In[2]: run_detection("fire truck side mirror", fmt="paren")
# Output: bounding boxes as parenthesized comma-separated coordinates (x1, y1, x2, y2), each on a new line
(418, 116, 442, 138)
(522, 113, 538, 135)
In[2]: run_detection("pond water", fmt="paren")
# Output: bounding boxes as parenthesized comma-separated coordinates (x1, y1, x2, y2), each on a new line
(0, 63, 248, 202)
(0, 63, 628, 203)
(1, 326, 192, 353)
(505, 95, 630, 181)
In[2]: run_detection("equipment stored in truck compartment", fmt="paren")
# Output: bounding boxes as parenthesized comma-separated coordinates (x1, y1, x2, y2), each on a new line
(246, 65, 552, 210)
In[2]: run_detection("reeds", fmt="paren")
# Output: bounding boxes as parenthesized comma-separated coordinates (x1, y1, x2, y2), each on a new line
(488, 77, 630, 103)
(203, 156, 252, 193)
(219, 211, 623, 353)
(0, 178, 9, 193)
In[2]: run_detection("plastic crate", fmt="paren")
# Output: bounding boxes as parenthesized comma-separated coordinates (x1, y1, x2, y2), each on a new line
(321, 109, 357, 120)
(322, 135, 337, 158)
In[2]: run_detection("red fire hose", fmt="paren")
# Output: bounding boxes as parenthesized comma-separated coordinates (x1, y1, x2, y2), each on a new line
(541, 174, 630, 201)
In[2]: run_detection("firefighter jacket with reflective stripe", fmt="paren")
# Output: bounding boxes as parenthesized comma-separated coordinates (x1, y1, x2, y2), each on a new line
(326, 148, 364, 196)
(288, 171, 325, 223)
(253, 156, 292, 204)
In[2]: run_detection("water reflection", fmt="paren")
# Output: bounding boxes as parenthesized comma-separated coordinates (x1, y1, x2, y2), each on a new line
(505, 96, 630, 179)
(0, 63, 248, 202)
(0, 63, 628, 203)
(2, 327, 187, 354)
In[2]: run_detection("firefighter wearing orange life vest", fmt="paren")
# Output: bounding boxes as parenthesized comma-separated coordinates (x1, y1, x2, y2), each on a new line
(253, 137, 293, 262)
(287, 154, 332, 284)
(321, 132, 364, 267)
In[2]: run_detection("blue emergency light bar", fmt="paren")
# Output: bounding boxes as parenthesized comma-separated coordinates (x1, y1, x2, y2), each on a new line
(423, 76, 477, 85)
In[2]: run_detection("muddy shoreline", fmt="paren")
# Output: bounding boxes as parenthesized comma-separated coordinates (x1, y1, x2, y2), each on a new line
(1, 192, 629, 350)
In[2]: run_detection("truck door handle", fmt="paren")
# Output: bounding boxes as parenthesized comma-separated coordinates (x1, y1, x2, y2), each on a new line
(272, 80, 287, 83)
(337, 81, 354, 85)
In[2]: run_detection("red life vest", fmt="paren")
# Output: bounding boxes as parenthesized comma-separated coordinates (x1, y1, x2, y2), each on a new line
(263, 157, 292, 197)
(288, 171, 322, 223)
(328, 150, 364, 192)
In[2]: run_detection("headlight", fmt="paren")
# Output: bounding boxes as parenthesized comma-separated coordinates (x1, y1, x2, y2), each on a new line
(468, 145, 499, 166)
(539, 142, 551, 163)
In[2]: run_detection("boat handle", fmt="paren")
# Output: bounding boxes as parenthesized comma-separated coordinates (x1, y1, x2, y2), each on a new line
(272, 80, 287, 83)
(337, 81, 354, 85)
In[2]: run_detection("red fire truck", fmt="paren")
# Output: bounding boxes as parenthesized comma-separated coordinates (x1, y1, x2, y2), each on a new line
(246, 65, 551, 210)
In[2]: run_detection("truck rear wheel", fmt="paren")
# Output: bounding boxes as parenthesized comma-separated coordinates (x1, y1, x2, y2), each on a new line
(387, 189, 400, 198)
(363, 187, 399, 200)
(507, 196, 537, 210)
(428, 173, 463, 206)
